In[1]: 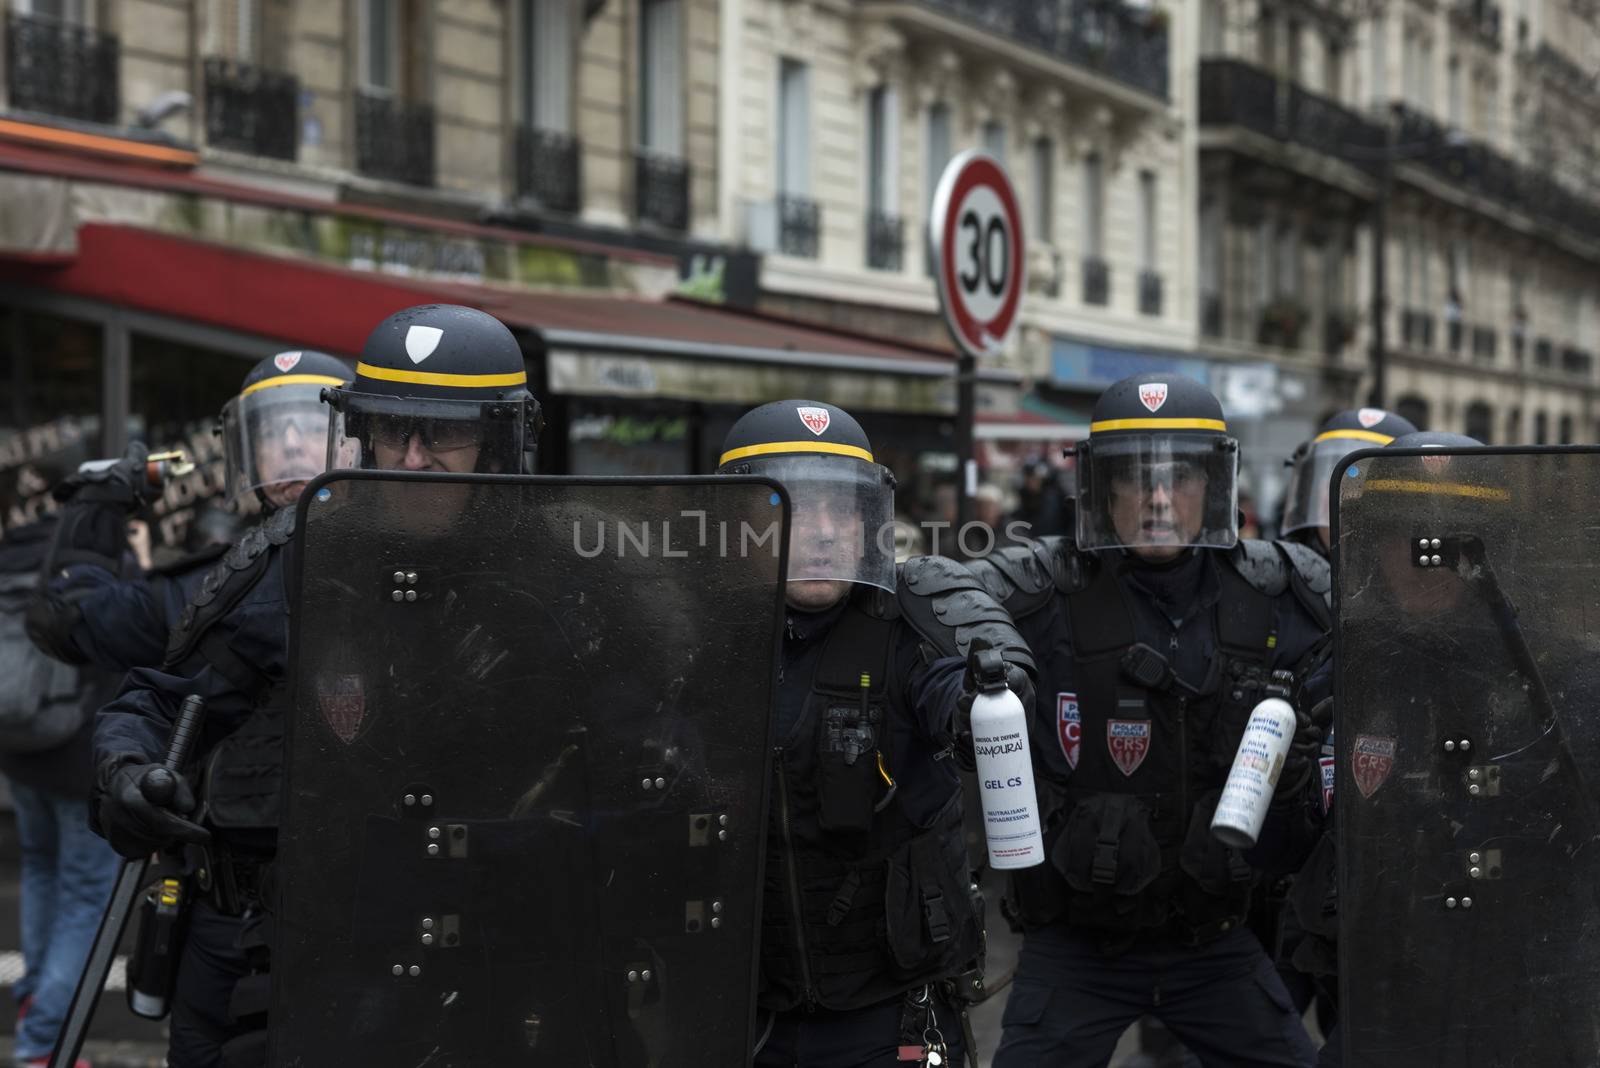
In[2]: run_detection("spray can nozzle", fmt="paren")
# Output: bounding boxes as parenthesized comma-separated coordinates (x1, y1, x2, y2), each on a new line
(969, 647, 1008, 693)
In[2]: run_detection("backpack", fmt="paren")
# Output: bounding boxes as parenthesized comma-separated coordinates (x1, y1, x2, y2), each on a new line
(0, 520, 89, 753)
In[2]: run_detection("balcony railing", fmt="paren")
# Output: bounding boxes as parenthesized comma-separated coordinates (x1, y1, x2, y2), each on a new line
(203, 58, 298, 161)
(777, 195, 821, 259)
(5, 12, 118, 124)
(1138, 270, 1162, 316)
(355, 91, 435, 187)
(1199, 59, 1386, 166)
(866, 211, 904, 272)
(635, 151, 690, 231)
(1082, 257, 1110, 306)
(906, 0, 1169, 99)
(1201, 293, 1223, 338)
(1258, 298, 1307, 349)
(514, 125, 582, 214)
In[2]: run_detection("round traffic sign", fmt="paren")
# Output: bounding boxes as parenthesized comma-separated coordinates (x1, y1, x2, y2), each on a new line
(929, 150, 1027, 360)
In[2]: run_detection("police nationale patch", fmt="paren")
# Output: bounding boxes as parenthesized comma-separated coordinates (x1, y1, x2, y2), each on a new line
(405, 324, 444, 364)
(1357, 407, 1386, 429)
(1320, 754, 1337, 812)
(273, 351, 303, 374)
(1107, 719, 1151, 777)
(1057, 693, 1081, 770)
(317, 674, 366, 744)
(797, 406, 831, 436)
(1352, 734, 1396, 799)
(1138, 382, 1168, 413)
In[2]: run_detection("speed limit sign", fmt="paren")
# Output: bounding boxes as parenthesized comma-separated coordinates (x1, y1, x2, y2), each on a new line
(930, 150, 1027, 359)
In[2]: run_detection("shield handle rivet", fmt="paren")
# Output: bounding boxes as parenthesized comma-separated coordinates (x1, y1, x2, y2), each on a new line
(393, 571, 405, 583)
(392, 590, 404, 602)
(421, 933, 434, 946)
(1444, 741, 1456, 752)
(421, 794, 434, 806)
(641, 970, 652, 981)
(406, 572, 418, 584)
(1445, 897, 1458, 909)
(627, 970, 639, 982)
(428, 826, 441, 840)
(1459, 740, 1471, 751)
(404, 794, 417, 806)
(1468, 785, 1481, 796)
(392, 964, 404, 975)
(718, 829, 728, 841)
(711, 917, 722, 929)
(422, 917, 434, 930)
(427, 844, 440, 856)
(1461, 897, 1474, 908)
(1468, 852, 1481, 865)
(409, 965, 421, 977)
(1469, 866, 1482, 879)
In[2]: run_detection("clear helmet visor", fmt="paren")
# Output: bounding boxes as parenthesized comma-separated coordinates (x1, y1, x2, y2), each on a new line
(328, 390, 529, 474)
(221, 383, 335, 508)
(1281, 435, 1369, 537)
(734, 454, 895, 595)
(1075, 433, 1239, 552)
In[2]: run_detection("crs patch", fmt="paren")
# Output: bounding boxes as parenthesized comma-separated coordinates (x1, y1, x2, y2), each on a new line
(1056, 693, 1081, 770)
(1357, 407, 1386, 428)
(273, 351, 302, 373)
(1320, 727, 1336, 812)
(796, 406, 831, 436)
(317, 673, 366, 744)
(1107, 719, 1152, 777)
(1138, 382, 1168, 413)
(1352, 734, 1396, 799)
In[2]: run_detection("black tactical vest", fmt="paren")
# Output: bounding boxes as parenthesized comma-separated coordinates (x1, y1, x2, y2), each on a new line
(761, 600, 982, 1013)
(1010, 554, 1285, 944)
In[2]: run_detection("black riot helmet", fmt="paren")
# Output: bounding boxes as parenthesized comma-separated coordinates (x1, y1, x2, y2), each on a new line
(1281, 408, 1419, 547)
(325, 305, 543, 474)
(717, 399, 896, 594)
(222, 349, 349, 510)
(1074, 373, 1239, 554)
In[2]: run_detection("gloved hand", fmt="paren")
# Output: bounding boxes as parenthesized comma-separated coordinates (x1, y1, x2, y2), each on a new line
(52, 441, 155, 507)
(1275, 698, 1326, 798)
(94, 757, 210, 860)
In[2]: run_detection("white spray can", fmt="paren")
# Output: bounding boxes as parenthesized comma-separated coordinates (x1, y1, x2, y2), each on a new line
(1211, 697, 1300, 850)
(968, 650, 1044, 869)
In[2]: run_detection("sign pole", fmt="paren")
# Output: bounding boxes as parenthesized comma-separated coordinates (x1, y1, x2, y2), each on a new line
(928, 149, 1026, 554)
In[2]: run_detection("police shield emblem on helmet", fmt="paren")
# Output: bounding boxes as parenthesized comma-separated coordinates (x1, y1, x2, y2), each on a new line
(316, 674, 366, 743)
(1057, 693, 1082, 770)
(1138, 383, 1169, 413)
(274, 351, 303, 374)
(404, 325, 445, 363)
(1358, 407, 1386, 428)
(796, 406, 831, 436)
(1107, 719, 1151, 776)
(1352, 734, 1396, 799)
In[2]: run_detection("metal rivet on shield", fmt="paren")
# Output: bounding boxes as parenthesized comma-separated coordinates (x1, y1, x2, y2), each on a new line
(1468, 785, 1482, 796)
(1469, 867, 1483, 880)
(654, 777, 666, 789)
(405, 589, 418, 602)
(1418, 539, 1429, 550)
(1468, 769, 1481, 782)
(404, 794, 417, 806)
(1431, 555, 1442, 566)
(428, 826, 441, 839)
(392, 589, 405, 602)
(427, 843, 440, 856)
(1459, 740, 1471, 752)
(641, 778, 653, 791)
(642, 970, 652, 981)
(392, 964, 404, 975)
(406, 572, 418, 584)
(1432, 539, 1442, 550)
(627, 970, 639, 982)
(1444, 740, 1457, 752)
(421, 933, 434, 946)
(1461, 897, 1474, 909)
(393, 571, 406, 583)
(421, 794, 433, 806)
(1468, 852, 1482, 865)
(712, 901, 723, 914)
(409, 965, 421, 977)
(422, 917, 434, 930)
(711, 917, 721, 929)
(1445, 897, 1458, 909)
(1417, 555, 1429, 566)
(719, 814, 729, 826)
(718, 829, 728, 841)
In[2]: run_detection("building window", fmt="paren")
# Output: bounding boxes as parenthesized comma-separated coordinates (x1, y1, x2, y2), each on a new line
(1258, 6, 1277, 69)
(1506, 407, 1522, 443)
(1371, 14, 1387, 103)
(360, 0, 399, 92)
(1396, 395, 1431, 431)
(777, 59, 810, 197)
(982, 120, 1006, 165)
(1325, 41, 1343, 101)
(1199, 197, 1222, 336)
(866, 86, 896, 215)
(1447, 55, 1462, 128)
(924, 102, 951, 274)
(1560, 414, 1575, 444)
(519, 0, 572, 133)
(1201, 0, 1225, 54)
(1032, 138, 1054, 245)
(639, 0, 683, 157)
(1138, 171, 1157, 271)
(1464, 401, 1493, 444)
(1082, 153, 1105, 259)
(207, 0, 257, 60)
(1535, 411, 1548, 444)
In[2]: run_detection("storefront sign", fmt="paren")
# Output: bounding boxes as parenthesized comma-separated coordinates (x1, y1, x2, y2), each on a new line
(1051, 338, 1211, 390)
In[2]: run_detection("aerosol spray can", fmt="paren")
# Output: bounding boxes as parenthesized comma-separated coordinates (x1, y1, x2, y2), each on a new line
(1211, 697, 1299, 849)
(968, 649, 1044, 869)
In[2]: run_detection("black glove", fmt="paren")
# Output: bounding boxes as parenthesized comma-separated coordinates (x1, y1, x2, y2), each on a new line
(1275, 699, 1325, 799)
(94, 757, 210, 860)
(52, 441, 155, 507)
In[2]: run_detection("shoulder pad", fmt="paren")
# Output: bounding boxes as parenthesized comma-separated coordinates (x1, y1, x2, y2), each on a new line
(148, 541, 231, 579)
(163, 510, 295, 669)
(895, 555, 1035, 673)
(1276, 539, 1331, 606)
(1227, 539, 1332, 607)
(963, 536, 1085, 619)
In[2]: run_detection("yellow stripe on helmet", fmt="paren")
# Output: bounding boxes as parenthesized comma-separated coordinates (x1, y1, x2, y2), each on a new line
(1314, 428, 1395, 446)
(718, 440, 875, 466)
(356, 362, 528, 389)
(240, 373, 346, 398)
(1090, 417, 1229, 434)
(1362, 478, 1512, 501)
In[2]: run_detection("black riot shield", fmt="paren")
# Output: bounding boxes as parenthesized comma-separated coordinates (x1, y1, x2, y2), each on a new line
(1334, 446, 1600, 1066)
(271, 472, 789, 1068)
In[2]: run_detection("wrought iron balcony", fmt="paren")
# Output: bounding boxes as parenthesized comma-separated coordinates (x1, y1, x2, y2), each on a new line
(866, 211, 904, 272)
(5, 12, 118, 124)
(905, 0, 1169, 99)
(1199, 59, 1386, 167)
(1082, 257, 1110, 306)
(777, 195, 820, 259)
(1258, 298, 1307, 349)
(355, 91, 435, 187)
(1138, 270, 1162, 316)
(514, 126, 581, 214)
(1201, 293, 1223, 338)
(635, 151, 690, 231)
(203, 58, 297, 161)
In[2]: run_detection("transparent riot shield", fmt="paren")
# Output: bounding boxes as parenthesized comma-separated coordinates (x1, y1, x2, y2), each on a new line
(1334, 447, 1600, 1066)
(271, 472, 789, 1068)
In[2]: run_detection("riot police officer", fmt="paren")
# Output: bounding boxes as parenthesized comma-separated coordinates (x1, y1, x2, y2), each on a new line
(1280, 409, 1417, 555)
(716, 400, 1036, 1068)
(87, 306, 541, 1068)
(25, 350, 348, 672)
(967, 374, 1329, 1068)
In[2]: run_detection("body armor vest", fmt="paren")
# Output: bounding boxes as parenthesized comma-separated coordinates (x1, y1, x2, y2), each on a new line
(761, 599, 982, 1012)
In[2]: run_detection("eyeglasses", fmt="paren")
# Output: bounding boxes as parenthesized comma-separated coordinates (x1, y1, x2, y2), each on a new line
(370, 415, 482, 453)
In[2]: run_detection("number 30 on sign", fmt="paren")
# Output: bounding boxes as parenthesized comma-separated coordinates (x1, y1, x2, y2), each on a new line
(929, 150, 1027, 360)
